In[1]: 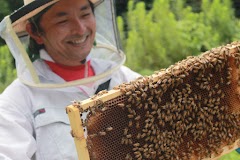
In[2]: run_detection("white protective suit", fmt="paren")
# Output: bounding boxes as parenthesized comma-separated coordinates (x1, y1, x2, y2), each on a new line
(0, 53, 140, 160)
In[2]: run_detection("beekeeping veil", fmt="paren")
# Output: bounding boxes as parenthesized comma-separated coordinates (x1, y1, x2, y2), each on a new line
(0, 0, 124, 88)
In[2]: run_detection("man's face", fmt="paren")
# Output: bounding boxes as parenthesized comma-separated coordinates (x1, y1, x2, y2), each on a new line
(37, 0, 96, 66)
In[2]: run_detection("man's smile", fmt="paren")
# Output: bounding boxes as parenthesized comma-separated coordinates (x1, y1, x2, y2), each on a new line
(67, 35, 88, 45)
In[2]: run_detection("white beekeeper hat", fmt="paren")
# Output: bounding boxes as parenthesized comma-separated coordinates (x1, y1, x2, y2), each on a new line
(0, 0, 125, 88)
(11, 0, 104, 36)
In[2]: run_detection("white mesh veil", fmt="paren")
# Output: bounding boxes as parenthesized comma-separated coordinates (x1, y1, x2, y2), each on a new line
(0, 0, 125, 88)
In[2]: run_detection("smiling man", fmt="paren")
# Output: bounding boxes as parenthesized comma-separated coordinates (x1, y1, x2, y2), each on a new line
(0, 0, 140, 159)
(27, 0, 96, 66)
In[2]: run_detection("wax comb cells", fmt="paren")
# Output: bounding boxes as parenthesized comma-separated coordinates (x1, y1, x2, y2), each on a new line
(67, 41, 240, 160)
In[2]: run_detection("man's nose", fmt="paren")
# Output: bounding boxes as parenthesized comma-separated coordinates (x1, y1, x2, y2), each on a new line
(71, 18, 86, 34)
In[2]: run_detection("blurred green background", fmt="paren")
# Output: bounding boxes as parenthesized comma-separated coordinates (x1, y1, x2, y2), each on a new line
(1, 0, 240, 159)
(2, 0, 240, 91)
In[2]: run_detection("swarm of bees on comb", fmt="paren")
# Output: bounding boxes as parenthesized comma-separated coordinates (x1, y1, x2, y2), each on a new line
(69, 41, 240, 160)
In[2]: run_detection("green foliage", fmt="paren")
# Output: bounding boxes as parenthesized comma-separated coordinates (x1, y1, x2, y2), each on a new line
(200, 0, 238, 43)
(0, 1, 10, 46)
(0, 0, 23, 46)
(1, 0, 240, 89)
(0, 45, 16, 93)
(118, 0, 240, 76)
(219, 150, 240, 160)
(0, 1, 10, 19)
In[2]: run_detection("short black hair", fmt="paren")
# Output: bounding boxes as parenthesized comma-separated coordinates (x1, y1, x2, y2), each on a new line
(28, 0, 95, 61)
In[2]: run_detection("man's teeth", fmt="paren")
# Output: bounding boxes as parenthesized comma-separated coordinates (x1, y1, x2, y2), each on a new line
(71, 37, 87, 44)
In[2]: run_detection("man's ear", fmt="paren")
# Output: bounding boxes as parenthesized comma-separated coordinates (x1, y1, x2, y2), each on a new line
(26, 23, 44, 45)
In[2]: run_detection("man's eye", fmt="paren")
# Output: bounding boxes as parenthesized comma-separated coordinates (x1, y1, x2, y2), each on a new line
(57, 20, 67, 24)
(83, 13, 90, 17)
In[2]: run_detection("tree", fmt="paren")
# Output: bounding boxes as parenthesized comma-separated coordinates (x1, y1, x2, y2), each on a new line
(6, 0, 23, 12)
(117, 0, 240, 75)
(0, 46, 16, 92)
(0, 0, 23, 46)
(0, 1, 10, 46)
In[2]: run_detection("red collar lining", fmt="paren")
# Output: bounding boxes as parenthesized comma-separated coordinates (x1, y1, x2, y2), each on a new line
(44, 60, 95, 81)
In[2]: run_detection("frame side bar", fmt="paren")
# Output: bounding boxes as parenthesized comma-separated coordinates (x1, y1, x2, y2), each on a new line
(66, 105, 90, 160)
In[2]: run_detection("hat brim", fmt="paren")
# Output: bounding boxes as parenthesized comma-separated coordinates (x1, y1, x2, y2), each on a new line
(10, 0, 59, 36)
(10, 0, 103, 36)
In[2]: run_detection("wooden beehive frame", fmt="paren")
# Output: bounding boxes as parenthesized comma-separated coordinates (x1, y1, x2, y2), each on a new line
(66, 42, 240, 160)
(66, 90, 122, 160)
(67, 98, 240, 160)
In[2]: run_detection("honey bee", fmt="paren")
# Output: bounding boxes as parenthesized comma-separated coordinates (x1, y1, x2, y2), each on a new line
(117, 103, 125, 108)
(123, 128, 128, 135)
(135, 115, 141, 121)
(128, 114, 134, 119)
(106, 127, 113, 132)
(125, 153, 132, 160)
(128, 120, 133, 127)
(99, 131, 106, 136)
(88, 134, 97, 139)
(136, 122, 140, 129)
(133, 143, 140, 147)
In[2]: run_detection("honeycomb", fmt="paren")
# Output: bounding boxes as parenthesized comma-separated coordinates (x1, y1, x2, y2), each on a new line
(70, 41, 240, 160)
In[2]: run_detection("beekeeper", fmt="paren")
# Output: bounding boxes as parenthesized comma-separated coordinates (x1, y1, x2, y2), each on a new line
(0, 0, 140, 159)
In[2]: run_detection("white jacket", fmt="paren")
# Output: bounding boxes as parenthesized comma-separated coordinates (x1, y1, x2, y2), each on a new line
(0, 59, 140, 160)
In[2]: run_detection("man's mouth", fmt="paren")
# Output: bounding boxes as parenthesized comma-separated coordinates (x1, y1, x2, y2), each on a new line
(68, 36, 88, 45)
